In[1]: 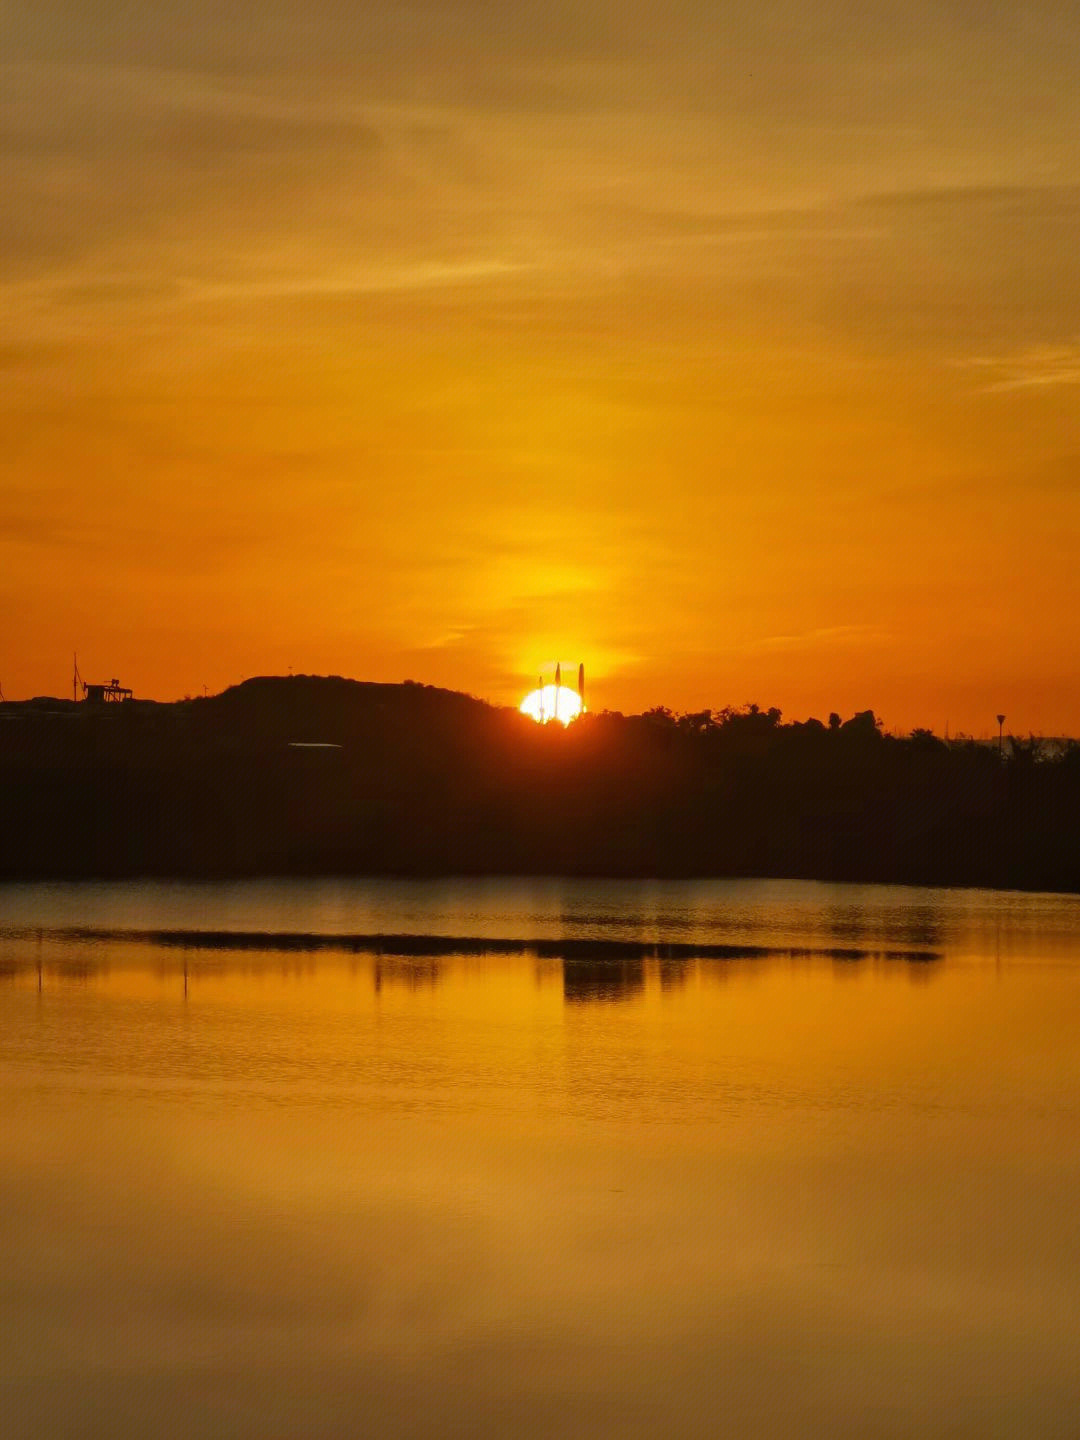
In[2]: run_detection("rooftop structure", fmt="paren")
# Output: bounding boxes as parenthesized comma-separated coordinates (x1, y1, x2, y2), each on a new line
(83, 678, 133, 705)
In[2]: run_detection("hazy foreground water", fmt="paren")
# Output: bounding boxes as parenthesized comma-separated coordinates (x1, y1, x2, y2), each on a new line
(3, 877, 1080, 1438)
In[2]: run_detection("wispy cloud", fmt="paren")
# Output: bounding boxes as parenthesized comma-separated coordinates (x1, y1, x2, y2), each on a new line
(0, 259, 531, 324)
(752, 625, 889, 654)
(965, 342, 1080, 392)
(191, 260, 530, 301)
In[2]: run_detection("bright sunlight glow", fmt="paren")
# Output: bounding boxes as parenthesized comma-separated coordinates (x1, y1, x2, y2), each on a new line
(520, 684, 583, 725)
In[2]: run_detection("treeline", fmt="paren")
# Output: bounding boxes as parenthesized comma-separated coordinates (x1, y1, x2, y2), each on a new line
(2, 675, 1078, 891)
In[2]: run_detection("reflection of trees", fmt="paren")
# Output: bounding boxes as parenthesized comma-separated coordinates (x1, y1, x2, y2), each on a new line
(562, 959, 644, 1004)
(890, 908, 941, 949)
(52, 961, 98, 983)
(657, 958, 690, 991)
(822, 904, 941, 950)
(372, 958, 441, 993)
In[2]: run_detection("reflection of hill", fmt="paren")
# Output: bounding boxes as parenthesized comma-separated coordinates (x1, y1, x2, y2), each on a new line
(3, 675, 1079, 892)
(563, 959, 645, 1005)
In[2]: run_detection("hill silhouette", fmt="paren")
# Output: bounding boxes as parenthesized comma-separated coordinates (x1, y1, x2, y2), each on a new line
(2, 674, 1079, 891)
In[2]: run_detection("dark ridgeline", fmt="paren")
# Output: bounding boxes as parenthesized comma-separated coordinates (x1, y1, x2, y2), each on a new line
(1, 675, 1079, 891)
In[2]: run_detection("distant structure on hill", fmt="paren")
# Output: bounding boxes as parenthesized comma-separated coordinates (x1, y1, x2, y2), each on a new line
(73, 653, 133, 705)
(82, 678, 133, 705)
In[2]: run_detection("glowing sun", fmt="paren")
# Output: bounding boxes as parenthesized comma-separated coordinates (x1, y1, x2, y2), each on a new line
(520, 684, 583, 726)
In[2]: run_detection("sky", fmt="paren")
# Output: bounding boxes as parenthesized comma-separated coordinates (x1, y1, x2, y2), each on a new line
(3, 1, 1080, 732)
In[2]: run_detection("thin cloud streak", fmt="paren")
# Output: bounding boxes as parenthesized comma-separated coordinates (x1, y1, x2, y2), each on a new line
(965, 343, 1080, 392)
(1, 261, 532, 317)
(751, 626, 891, 655)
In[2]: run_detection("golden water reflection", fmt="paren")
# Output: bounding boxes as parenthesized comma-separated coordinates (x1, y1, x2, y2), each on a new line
(3, 881, 1080, 1437)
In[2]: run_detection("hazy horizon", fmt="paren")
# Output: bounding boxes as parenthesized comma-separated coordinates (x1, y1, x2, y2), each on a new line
(1, 666, 1065, 742)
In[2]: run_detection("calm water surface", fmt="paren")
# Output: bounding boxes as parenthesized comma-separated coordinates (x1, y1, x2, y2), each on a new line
(3, 877, 1080, 1438)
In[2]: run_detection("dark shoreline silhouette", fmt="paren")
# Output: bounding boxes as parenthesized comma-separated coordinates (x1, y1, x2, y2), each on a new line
(0, 925, 941, 963)
(2, 674, 1078, 892)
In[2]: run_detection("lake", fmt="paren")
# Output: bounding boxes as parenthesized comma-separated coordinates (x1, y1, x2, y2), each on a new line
(3, 877, 1080, 1438)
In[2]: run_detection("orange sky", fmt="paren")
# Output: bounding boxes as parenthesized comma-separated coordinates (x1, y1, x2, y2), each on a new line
(3, 3, 1080, 732)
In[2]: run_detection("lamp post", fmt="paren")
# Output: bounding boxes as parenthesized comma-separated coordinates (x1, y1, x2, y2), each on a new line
(996, 714, 1006, 759)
